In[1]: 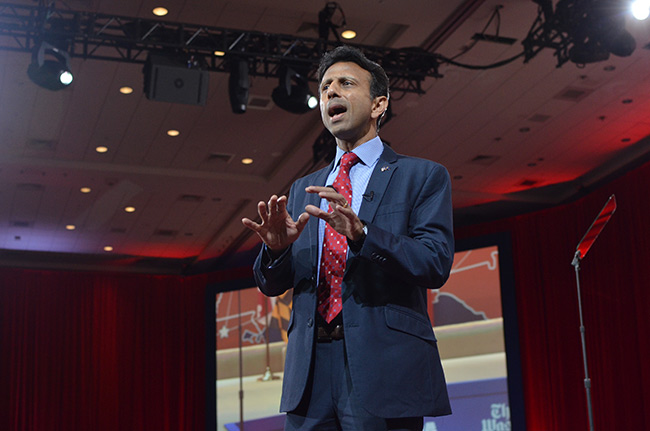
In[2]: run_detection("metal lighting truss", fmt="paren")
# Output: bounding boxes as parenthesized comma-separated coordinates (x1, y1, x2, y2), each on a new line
(0, 2, 442, 94)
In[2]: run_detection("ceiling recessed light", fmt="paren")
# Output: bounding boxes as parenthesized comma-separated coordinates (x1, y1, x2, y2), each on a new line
(341, 30, 357, 40)
(241, 158, 254, 165)
(96, 146, 108, 153)
(621, 138, 631, 142)
(152, 7, 168, 17)
(622, 98, 634, 104)
(124, 206, 136, 213)
(80, 187, 91, 193)
(65, 224, 76, 230)
(214, 50, 226, 57)
(167, 129, 180, 137)
(104, 245, 114, 252)
(119, 86, 133, 94)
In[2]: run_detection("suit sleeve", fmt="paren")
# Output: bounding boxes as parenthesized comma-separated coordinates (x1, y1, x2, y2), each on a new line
(252, 182, 299, 297)
(356, 163, 454, 289)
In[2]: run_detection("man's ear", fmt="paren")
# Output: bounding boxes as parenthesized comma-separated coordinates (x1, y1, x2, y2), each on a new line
(371, 95, 389, 120)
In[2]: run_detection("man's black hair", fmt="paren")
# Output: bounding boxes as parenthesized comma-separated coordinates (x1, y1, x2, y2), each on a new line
(317, 45, 390, 100)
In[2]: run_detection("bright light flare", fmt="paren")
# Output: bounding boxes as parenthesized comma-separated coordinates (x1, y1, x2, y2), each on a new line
(631, 0, 650, 20)
(307, 95, 318, 109)
(59, 70, 73, 85)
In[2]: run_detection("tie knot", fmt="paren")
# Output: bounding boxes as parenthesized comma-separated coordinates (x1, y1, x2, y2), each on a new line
(340, 152, 360, 170)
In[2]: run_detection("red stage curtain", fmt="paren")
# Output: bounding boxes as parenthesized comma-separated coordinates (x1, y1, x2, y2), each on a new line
(457, 160, 650, 430)
(0, 270, 207, 431)
(1, 159, 649, 431)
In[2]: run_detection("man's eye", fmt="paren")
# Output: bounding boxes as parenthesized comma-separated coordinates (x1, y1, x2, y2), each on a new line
(321, 84, 329, 92)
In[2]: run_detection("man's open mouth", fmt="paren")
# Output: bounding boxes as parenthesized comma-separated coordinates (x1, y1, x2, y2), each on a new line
(328, 104, 347, 121)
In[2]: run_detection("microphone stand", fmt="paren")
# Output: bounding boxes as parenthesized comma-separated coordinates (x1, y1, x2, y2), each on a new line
(571, 251, 595, 431)
(570, 194, 617, 431)
(258, 296, 280, 382)
(237, 289, 244, 431)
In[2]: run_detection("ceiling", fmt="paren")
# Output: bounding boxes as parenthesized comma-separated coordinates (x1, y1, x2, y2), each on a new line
(1, 0, 649, 273)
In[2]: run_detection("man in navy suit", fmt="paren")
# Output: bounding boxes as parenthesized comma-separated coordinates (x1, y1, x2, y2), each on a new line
(242, 46, 454, 431)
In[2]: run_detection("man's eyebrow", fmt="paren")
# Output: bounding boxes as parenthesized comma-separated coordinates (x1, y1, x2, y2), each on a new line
(320, 75, 357, 88)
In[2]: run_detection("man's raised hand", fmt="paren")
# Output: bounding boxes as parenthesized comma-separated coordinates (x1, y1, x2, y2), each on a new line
(241, 194, 309, 252)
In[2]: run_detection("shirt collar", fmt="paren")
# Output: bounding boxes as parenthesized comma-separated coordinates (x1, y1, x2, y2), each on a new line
(333, 135, 384, 169)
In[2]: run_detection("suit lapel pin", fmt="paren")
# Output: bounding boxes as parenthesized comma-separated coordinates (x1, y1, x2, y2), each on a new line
(381, 165, 390, 172)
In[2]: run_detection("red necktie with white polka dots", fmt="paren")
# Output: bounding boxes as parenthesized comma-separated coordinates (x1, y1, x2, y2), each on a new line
(317, 152, 360, 323)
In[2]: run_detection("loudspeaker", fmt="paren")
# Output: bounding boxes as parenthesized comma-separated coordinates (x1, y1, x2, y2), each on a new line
(144, 54, 209, 106)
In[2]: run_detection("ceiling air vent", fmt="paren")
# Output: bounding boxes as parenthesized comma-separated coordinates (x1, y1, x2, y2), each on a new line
(154, 229, 178, 237)
(469, 155, 500, 166)
(16, 183, 44, 192)
(179, 194, 205, 203)
(11, 220, 33, 228)
(26, 138, 57, 151)
(206, 153, 234, 163)
(518, 179, 540, 187)
(554, 86, 592, 102)
(528, 114, 551, 123)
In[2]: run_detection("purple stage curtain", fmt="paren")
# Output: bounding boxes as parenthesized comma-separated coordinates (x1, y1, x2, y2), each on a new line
(0, 270, 208, 431)
(456, 159, 650, 430)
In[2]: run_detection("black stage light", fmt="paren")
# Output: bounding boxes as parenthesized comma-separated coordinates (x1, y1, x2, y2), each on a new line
(27, 41, 73, 91)
(318, 2, 346, 41)
(143, 54, 209, 105)
(228, 57, 250, 114)
(557, 0, 636, 64)
(272, 65, 317, 114)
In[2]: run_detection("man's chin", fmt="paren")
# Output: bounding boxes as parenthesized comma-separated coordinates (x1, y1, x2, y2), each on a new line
(327, 122, 350, 138)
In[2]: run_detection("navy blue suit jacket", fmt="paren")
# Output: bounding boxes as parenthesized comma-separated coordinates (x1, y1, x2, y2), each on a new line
(253, 144, 454, 418)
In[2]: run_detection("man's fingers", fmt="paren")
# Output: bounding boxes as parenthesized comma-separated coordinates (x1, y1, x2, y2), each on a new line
(295, 212, 310, 232)
(306, 186, 336, 194)
(305, 204, 326, 218)
(277, 195, 288, 214)
(335, 204, 352, 214)
(241, 217, 261, 232)
(318, 191, 341, 202)
(257, 201, 269, 223)
(267, 195, 278, 214)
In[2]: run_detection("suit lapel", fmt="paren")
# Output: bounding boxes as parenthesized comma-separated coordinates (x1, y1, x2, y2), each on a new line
(358, 144, 398, 223)
(307, 161, 335, 269)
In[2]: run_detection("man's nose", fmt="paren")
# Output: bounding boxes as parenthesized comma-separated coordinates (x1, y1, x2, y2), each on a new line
(325, 84, 339, 99)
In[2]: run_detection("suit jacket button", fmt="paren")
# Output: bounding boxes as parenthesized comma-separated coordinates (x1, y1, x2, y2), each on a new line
(307, 318, 314, 328)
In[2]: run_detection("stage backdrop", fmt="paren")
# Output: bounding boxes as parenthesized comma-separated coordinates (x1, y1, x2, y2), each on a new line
(1, 158, 649, 431)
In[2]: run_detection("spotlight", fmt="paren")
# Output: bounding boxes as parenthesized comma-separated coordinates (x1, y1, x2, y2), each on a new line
(272, 65, 317, 114)
(27, 41, 73, 91)
(631, 0, 650, 20)
(556, 0, 636, 64)
(228, 57, 250, 114)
